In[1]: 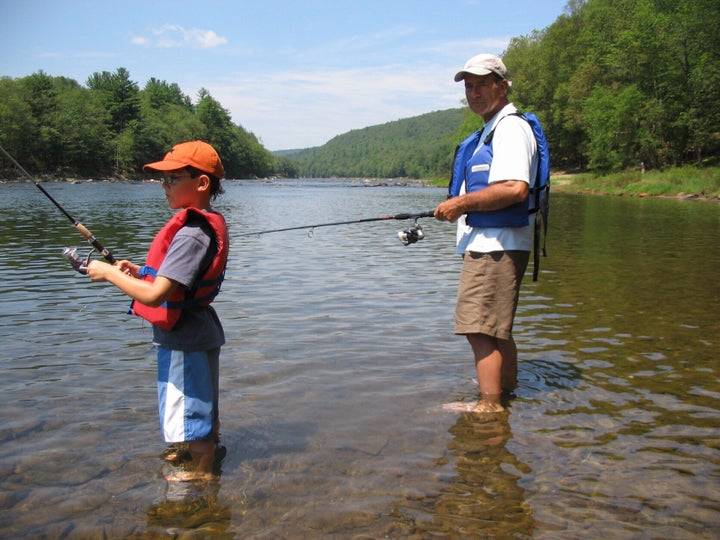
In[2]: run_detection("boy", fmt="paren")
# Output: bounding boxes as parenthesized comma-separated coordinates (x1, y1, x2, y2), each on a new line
(88, 140, 229, 481)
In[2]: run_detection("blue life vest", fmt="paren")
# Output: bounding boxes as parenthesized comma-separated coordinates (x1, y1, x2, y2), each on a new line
(448, 111, 551, 280)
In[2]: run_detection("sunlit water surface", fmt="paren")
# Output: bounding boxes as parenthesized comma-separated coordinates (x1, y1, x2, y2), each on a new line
(0, 180, 718, 539)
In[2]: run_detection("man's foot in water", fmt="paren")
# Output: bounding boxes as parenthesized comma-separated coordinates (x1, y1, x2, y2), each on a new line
(442, 396, 505, 413)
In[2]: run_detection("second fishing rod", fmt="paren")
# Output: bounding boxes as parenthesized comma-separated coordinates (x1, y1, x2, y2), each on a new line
(2, 138, 436, 261)
(238, 210, 437, 245)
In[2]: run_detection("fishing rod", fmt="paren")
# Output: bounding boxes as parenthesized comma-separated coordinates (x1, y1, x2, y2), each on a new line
(238, 210, 436, 245)
(0, 143, 116, 274)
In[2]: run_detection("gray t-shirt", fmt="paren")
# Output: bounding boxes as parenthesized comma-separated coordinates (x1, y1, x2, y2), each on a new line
(151, 212, 225, 351)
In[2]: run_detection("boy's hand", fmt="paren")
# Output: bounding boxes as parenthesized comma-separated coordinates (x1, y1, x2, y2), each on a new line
(86, 260, 112, 282)
(118, 260, 140, 278)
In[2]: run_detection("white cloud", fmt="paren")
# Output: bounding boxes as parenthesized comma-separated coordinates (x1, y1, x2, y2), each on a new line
(131, 29, 510, 149)
(132, 25, 227, 49)
(205, 63, 465, 150)
(198, 36, 513, 150)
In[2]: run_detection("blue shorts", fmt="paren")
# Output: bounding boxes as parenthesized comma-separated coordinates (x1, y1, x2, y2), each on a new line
(157, 347, 220, 443)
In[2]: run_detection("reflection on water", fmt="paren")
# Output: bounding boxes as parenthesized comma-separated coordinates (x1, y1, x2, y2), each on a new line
(0, 180, 718, 538)
(391, 412, 534, 538)
(146, 477, 232, 537)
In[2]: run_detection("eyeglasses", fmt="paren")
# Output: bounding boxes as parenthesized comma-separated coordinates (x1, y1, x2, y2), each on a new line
(161, 174, 193, 187)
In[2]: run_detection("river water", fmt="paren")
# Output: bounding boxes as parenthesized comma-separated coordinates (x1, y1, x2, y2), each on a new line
(0, 179, 718, 539)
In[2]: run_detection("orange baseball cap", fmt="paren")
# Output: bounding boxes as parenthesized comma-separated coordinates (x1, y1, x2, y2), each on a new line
(143, 140, 225, 179)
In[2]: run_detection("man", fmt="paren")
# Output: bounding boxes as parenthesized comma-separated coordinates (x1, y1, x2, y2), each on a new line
(435, 54, 538, 413)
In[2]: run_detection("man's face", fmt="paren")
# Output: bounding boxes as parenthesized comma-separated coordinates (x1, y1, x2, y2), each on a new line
(464, 73, 507, 121)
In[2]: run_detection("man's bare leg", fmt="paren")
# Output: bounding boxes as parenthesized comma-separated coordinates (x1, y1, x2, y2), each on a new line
(467, 333, 505, 413)
(498, 335, 518, 393)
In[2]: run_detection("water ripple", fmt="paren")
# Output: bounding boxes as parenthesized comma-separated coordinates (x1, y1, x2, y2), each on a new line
(0, 182, 718, 538)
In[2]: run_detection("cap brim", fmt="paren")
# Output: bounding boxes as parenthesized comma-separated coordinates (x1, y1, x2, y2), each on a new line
(142, 159, 189, 173)
(454, 68, 493, 82)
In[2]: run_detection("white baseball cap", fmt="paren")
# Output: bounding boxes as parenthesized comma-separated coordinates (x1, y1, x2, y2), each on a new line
(454, 54, 509, 82)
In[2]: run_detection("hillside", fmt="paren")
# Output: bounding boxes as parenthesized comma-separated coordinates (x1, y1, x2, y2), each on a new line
(2, 0, 715, 181)
(283, 0, 719, 179)
(288, 108, 466, 179)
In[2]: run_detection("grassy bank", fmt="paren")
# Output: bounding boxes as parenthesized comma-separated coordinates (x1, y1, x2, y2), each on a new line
(551, 165, 720, 200)
(426, 165, 720, 199)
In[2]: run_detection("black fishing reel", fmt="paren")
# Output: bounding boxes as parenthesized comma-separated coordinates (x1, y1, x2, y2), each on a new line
(397, 221, 425, 246)
(62, 247, 95, 275)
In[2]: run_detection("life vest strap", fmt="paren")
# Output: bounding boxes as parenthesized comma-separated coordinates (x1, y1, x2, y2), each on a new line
(165, 289, 220, 310)
(138, 265, 158, 278)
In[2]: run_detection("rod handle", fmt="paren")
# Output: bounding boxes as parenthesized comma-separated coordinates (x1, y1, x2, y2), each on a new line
(392, 210, 436, 220)
(74, 223, 116, 264)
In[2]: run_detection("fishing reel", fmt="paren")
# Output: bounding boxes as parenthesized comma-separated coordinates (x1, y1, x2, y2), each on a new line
(397, 221, 425, 246)
(62, 247, 96, 275)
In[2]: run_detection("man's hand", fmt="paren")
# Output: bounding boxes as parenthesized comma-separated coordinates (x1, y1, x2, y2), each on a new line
(434, 197, 467, 223)
(435, 180, 529, 223)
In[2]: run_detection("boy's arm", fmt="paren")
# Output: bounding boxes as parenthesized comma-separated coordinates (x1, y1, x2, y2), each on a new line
(86, 260, 177, 307)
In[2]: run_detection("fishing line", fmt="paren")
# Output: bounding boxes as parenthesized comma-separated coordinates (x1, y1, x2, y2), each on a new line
(0, 143, 116, 273)
(238, 210, 436, 245)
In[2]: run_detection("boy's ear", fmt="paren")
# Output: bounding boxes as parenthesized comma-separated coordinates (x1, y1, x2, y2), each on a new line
(196, 174, 211, 193)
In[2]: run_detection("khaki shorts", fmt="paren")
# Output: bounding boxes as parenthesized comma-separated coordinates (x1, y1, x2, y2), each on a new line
(454, 250, 529, 339)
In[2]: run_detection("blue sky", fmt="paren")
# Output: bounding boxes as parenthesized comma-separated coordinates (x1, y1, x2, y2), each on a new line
(1, 0, 569, 150)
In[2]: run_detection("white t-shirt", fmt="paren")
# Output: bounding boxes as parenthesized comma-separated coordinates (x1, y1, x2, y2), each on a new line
(455, 103, 538, 254)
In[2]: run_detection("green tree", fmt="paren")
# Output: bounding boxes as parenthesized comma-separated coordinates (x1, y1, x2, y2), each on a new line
(17, 71, 65, 169)
(196, 88, 274, 178)
(86, 68, 142, 174)
(670, 0, 720, 164)
(128, 78, 205, 173)
(86, 68, 140, 134)
(51, 83, 113, 175)
(0, 77, 37, 171)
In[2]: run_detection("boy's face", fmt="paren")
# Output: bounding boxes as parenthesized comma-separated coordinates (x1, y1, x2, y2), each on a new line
(161, 169, 209, 209)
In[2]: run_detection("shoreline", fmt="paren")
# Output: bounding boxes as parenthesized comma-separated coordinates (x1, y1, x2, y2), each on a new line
(550, 174, 720, 202)
(3, 173, 718, 202)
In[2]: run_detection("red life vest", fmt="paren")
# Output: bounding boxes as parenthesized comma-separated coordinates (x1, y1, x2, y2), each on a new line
(130, 208, 229, 331)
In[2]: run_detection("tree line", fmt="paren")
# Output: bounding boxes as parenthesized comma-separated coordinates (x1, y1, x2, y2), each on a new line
(292, 109, 464, 179)
(502, 0, 720, 171)
(1, 0, 717, 180)
(0, 68, 297, 179)
(295, 0, 719, 178)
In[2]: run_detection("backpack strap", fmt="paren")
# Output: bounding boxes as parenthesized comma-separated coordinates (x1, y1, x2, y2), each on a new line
(533, 187, 549, 281)
(485, 111, 550, 281)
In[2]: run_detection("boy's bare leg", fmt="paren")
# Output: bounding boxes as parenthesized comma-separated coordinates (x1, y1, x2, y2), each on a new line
(189, 440, 216, 474)
(165, 440, 217, 482)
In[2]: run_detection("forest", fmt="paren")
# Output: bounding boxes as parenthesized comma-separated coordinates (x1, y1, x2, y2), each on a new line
(501, 0, 719, 172)
(1, 0, 718, 180)
(0, 69, 296, 179)
(291, 109, 464, 179)
(297, 0, 720, 178)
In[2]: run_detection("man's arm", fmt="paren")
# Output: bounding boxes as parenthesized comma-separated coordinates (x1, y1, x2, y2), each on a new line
(434, 180, 529, 223)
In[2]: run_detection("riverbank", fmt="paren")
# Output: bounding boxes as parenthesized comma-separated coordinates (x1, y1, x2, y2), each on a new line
(426, 164, 720, 201)
(4, 165, 719, 201)
(550, 165, 720, 201)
